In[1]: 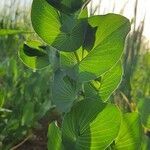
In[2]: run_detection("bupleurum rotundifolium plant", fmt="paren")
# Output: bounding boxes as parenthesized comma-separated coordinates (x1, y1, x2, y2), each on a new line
(18, 0, 142, 149)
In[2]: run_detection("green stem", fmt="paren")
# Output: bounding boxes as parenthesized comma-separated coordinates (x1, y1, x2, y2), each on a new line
(82, 48, 85, 59)
(89, 82, 99, 92)
(74, 51, 80, 63)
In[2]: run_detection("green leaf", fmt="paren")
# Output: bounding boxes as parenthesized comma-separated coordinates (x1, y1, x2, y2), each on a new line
(53, 18, 86, 52)
(23, 41, 47, 57)
(98, 61, 123, 101)
(84, 61, 123, 101)
(47, 122, 63, 150)
(141, 135, 150, 150)
(31, 0, 86, 52)
(18, 41, 50, 70)
(0, 29, 25, 36)
(138, 97, 150, 129)
(82, 24, 97, 52)
(60, 52, 78, 69)
(52, 70, 77, 112)
(114, 112, 142, 150)
(84, 82, 101, 100)
(46, 0, 88, 14)
(0, 91, 4, 108)
(78, 7, 88, 19)
(62, 99, 121, 149)
(31, 0, 60, 44)
(60, 47, 84, 70)
(76, 14, 130, 82)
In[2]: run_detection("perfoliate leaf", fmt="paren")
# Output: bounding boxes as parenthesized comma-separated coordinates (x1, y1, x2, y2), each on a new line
(84, 61, 123, 102)
(18, 41, 50, 70)
(52, 70, 77, 112)
(114, 112, 142, 150)
(47, 122, 63, 150)
(31, 0, 86, 52)
(76, 14, 130, 82)
(62, 99, 121, 149)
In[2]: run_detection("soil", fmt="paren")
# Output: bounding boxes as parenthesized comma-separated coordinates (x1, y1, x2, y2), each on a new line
(15, 109, 61, 150)
(17, 123, 48, 150)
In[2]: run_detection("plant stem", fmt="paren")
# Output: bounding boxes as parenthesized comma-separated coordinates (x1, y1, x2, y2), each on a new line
(120, 92, 134, 112)
(74, 51, 80, 63)
(82, 48, 85, 59)
(10, 134, 33, 150)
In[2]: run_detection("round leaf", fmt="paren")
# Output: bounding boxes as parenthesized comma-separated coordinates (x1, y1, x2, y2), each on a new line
(31, 0, 86, 52)
(76, 14, 130, 82)
(62, 99, 121, 149)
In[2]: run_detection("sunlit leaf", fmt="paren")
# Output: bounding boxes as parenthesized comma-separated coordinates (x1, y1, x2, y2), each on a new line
(84, 61, 123, 101)
(47, 122, 63, 150)
(76, 14, 130, 82)
(114, 113, 142, 150)
(31, 0, 86, 52)
(98, 61, 123, 101)
(62, 99, 121, 149)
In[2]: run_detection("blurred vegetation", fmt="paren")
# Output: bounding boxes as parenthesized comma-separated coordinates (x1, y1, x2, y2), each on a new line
(0, 1, 52, 149)
(0, 0, 150, 149)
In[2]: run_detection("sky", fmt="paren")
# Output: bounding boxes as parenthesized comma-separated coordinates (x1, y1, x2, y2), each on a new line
(91, 0, 150, 40)
(0, 0, 150, 40)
